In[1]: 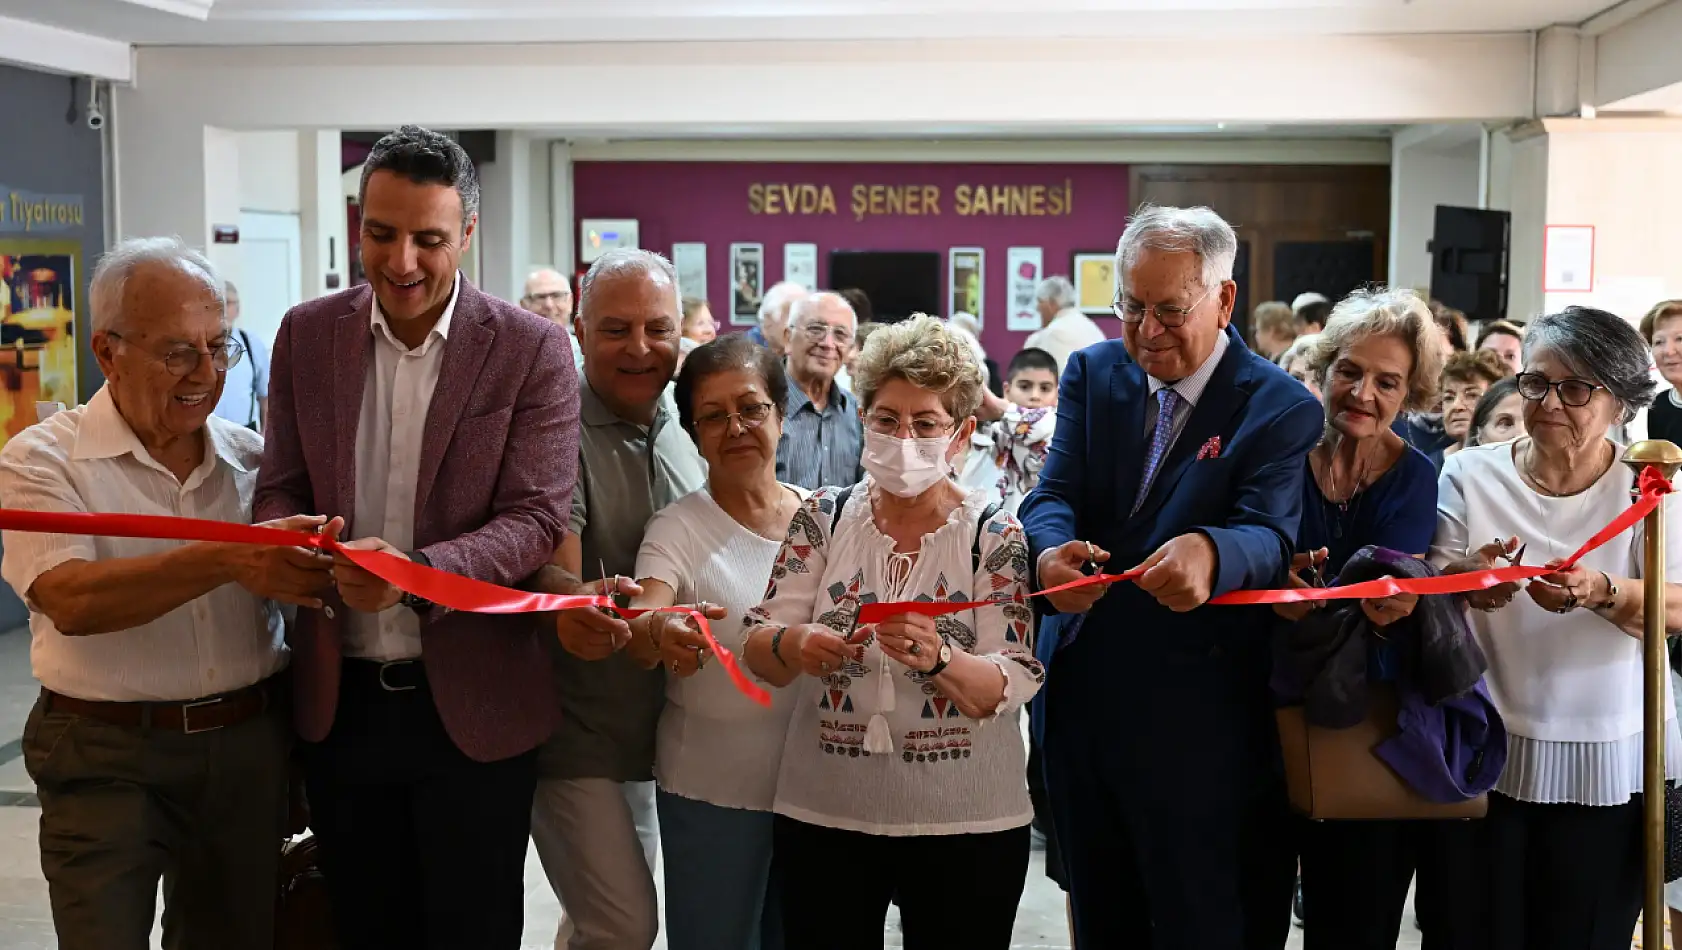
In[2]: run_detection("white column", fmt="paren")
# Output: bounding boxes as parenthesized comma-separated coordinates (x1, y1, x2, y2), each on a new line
(550, 141, 574, 279)
(299, 129, 348, 299)
(1387, 125, 1482, 295)
(528, 136, 553, 273)
(476, 129, 534, 303)
(202, 126, 244, 289)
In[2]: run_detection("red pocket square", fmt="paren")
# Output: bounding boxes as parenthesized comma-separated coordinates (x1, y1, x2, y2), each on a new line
(1196, 436, 1223, 460)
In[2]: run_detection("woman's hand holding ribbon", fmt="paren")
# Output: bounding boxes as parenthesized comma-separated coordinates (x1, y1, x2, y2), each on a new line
(1443, 537, 1524, 612)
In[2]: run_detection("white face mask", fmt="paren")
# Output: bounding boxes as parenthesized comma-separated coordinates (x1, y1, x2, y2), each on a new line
(862, 429, 955, 497)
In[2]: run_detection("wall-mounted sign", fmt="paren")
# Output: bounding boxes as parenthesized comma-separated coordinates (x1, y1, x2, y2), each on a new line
(949, 247, 985, 323)
(747, 180, 1075, 222)
(1543, 224, 1594, 293)
(784, 243, 817, 290)
(0, 185, 86, 234)
(730, 243, 764, 326)
(672, 242, 707, 301)
(212, 225, 240, 244)
(580, 218, 640, 264)
(1006, 247, 1044, 332)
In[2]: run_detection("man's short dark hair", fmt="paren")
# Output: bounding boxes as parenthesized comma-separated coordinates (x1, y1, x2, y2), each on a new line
(358, 125, 480, 231)
(1006, 347, 1059, 380)
(1295, 299, 1332, 331)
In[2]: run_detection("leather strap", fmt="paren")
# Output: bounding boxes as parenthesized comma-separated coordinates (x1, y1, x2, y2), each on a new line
(44, 679, 273, 734)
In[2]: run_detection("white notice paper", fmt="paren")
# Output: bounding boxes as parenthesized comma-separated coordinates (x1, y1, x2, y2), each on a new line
(784, 243, 818, 291)
(672, 242, 707, 302)
(1006, 247, 1044, 332)
(1543, 225, 1595, 293)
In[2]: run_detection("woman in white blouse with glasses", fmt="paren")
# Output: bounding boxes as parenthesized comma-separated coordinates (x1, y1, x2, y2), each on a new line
(742, 315, 1044, 950)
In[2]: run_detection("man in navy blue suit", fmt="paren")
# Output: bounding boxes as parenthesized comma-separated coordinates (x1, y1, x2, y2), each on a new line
(1019, 205, 1323, 950)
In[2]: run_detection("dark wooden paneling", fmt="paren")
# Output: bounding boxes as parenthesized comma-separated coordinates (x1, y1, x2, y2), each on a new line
(1128, 164, 1391, 309)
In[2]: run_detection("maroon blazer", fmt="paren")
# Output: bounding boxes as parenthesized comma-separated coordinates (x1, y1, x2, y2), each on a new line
(255, 278, 579, 763)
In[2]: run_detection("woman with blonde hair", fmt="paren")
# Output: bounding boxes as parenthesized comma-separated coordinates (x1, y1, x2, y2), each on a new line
(742, 314, 1043, 950)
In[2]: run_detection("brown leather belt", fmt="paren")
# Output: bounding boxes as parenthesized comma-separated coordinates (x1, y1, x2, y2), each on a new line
(43, 678, 274, 734)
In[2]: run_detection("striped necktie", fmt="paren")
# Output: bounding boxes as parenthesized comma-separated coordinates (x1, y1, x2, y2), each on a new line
(1132, 387, 1182, 514)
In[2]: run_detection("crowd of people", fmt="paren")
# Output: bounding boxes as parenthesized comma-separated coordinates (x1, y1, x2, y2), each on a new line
(4, 123, 1682, 950)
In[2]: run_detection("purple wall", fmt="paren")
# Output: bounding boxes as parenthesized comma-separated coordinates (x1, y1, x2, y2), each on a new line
(571, 161, 1128, 358)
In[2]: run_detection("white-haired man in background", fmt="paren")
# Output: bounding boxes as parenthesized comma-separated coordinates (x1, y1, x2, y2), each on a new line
(776, 291, 862, 490)
(1025, 274, 1107, 377)
(522, 267, 584, 370)
(745, 280, 808, 358)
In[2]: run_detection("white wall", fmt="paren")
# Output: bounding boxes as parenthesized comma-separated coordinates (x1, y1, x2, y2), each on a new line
(202, 126, 243, 290)
(1389, 135, 1481, 294)
(237, 131, 301, 213)
(1505, 129, 1549, 323)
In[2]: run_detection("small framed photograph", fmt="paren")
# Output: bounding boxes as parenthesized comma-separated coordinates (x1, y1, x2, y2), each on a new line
(729, 243, 765, 325)
(1072, 251, 1117, 317)
(948, 247, 984, 323)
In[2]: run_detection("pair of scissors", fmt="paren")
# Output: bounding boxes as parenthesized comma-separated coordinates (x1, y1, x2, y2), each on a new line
(599, 559, 629, 611)
(1494, 538, 1527, 567)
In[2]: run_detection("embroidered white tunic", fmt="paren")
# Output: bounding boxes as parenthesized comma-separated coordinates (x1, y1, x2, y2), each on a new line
(748, 479, 1044, 836)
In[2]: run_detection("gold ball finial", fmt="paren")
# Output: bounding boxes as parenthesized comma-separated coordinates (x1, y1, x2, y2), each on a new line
(1622, 440, 1682, 478)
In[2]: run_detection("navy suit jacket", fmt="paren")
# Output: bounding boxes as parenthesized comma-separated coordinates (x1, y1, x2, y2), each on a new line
(1020, 327, 1322, 767)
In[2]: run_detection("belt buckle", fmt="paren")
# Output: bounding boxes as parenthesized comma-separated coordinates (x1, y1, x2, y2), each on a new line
(377, 661, 418, 693)
(181, 698, 225, 734)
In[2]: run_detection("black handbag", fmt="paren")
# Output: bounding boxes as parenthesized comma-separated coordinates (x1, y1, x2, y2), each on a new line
(1666, 782, 1682, 883)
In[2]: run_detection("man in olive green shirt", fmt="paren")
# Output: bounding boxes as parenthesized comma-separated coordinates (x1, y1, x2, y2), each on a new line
(532, 248, 705, 950)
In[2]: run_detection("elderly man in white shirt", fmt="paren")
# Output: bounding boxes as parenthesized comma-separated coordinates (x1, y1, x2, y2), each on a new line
(1023, 275, 1107, 377)
(0, 237, 334, 950)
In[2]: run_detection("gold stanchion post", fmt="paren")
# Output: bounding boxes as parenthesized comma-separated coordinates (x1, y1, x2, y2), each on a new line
(1624, 440, 1682, 950)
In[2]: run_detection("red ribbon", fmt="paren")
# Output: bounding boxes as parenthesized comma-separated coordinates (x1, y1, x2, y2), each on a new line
(0, 509, 771, 708)
(0, 466, 1667, 709)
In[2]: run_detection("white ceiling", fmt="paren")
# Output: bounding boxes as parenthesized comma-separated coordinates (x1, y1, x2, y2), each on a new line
(0, 0, 1629, 45)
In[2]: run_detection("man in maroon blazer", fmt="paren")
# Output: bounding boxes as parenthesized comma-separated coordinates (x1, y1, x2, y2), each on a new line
(255, 125, 579, 950)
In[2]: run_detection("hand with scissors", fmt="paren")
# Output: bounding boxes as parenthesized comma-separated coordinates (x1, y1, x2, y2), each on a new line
(1272, 547, 1329, 623)
(649, 602, 730, 677)
(554, 568, 642, 661)
(1037, 540, 1116, 614)
(1446, 536, 1526, 612)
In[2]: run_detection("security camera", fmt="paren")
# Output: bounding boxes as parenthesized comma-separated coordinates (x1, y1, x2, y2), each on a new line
(85, 81, 104, 131)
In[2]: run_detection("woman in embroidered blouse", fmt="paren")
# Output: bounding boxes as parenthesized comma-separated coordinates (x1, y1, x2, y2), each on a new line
(1435, 305, 1682, 950)
(742, 314, 1044, 950)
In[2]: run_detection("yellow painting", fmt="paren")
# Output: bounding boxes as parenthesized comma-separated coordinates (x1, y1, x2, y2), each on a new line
(1074, 253, 1117, 316)
(0, 241, 80, 446)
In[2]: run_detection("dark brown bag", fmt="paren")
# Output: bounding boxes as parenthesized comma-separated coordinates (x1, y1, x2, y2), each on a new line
(1276, 686, 1488, 821)
(276, 835, 339, 950)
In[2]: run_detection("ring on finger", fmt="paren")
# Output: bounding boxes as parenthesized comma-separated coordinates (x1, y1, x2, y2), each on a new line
(909, 642, 922, 656)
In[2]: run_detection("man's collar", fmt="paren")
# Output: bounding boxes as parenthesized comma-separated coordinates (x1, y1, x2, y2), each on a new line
(785, 374, 847, 414)
(72, 384, 251, 476)
(1147, 329, 1231, 407)
(370, 272, 462, 346)
(580, 377, 672, 430)
(1052, 306, 1087, 325)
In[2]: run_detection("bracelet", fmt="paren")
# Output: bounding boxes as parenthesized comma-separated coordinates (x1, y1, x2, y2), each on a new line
(770, 626, 790, 667)
(1596, 572, 1620, 610)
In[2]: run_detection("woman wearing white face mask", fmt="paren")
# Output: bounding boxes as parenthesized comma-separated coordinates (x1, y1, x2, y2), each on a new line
(742, 314, 1044, 950)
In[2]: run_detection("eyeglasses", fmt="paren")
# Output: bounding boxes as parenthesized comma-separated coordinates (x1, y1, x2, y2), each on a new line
(797, 323, 854, 346)
(1515, 372, 1606, 408)
(866, 414, 955, 439)
(694, 402, 775, 432)
(107, 332, 245, 377)
(1112, 287, 1213, 327)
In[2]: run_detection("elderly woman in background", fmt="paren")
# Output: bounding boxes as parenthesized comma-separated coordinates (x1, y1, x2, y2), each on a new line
(1252, 300, 1300, 360)
(1278, 333, 1322, 400)
(1273, 288, 1452, 950)
(1464, 377, 1524, 449)
(624, 336, 805, 950)
(1476, 320, 1525, 375)
(1438, 350, 1509, 465)
(1435, 306, 1682, 950)
(682, 297, 717, 345)
(1638, 300, 1682, 445)
(742, 314, 1043, 950)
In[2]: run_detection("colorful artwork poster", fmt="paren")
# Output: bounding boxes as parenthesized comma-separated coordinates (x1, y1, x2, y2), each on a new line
(0, 241, 80, 445)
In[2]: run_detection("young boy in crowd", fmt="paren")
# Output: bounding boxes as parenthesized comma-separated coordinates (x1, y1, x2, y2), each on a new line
(959, 347, 1060, 514)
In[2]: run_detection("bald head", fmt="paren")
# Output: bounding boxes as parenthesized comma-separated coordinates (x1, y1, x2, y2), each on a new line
(521, 267, 573, 324)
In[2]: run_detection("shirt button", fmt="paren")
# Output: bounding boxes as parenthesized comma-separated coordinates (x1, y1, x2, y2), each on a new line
(323, 605, 336, 620)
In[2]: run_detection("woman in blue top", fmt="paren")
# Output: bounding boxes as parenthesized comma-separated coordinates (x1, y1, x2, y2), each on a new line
(1274, 288, 1454, 950)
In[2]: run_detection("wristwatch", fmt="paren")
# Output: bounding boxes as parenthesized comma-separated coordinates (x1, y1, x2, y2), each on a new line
(925, 637, 954, 677)
(398, 550, 434, 612)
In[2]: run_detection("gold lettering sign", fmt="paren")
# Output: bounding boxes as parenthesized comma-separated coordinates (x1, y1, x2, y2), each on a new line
(1, 187, 85, 234)
(746, 180, 1072, 219)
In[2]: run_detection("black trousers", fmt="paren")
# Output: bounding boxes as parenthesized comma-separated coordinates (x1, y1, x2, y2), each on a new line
(1457, 791, 1646, 950)
(1297, 816, 1487, 950)
(775, 815, 1030, 950)
(304, 660, 539, 950)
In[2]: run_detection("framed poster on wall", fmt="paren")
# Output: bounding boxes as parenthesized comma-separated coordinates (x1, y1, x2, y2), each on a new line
(1072, 251, 1117, 316)
(1006, 247, 1043, 332)
(949, 247, 984, 323)
(0, 240, 80, 447)
(672, 242, 707, 302)
(784, 243, 817, 291)
(730, 243, 764, 325)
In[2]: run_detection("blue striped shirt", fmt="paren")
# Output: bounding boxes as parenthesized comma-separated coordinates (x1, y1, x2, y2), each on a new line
(776, 380, 863, 491)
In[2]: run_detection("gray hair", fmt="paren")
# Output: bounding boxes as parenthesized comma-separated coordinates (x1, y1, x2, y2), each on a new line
(787, 291, 858, 333)
(1035, 275, 1077, 310)
(90, 236, 224, 335)
(758, 280, 809, 330)
(1305, 287, 1445, 412)
(1523, 305, 1657, 424)
(358, 125, 480, 232)
(1115, 204, 1239, 293)
(577, 248, 677, 318)
(1276, 332, 1320, 370)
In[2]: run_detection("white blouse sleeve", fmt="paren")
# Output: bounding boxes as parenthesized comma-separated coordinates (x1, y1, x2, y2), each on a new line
(746, 487, 838, 634)
(634, 504, 693, 600)
(969, 509, 1045, 719)
(1430, 451, 1473, 570)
